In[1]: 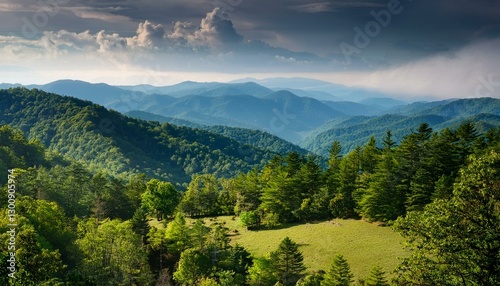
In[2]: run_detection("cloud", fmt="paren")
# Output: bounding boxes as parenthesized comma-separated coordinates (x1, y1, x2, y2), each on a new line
(289, 1, 382, 13)
(42, 30, 96, 51)
(191, 7, 243, 47)
(71, 6, 131, 23)
(128, 20, 166, 49)
(168, 21, 196, 46)
(2, 8, 244, 54)
(290, 3, 334, 13)
(96, 31, 127, 52)
(0, 7, 325, 78)
(1, 0, 499, 73)
(0, 2, 23, 12)
(325, 37, 500, 99)
(165, 7, 244, 51)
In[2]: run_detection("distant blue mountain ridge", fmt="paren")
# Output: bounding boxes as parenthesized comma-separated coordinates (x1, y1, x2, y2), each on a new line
(2, 79, 499, 154)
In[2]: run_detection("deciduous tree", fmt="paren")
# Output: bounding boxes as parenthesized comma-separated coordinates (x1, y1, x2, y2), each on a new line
(173, 248, 211, 286)
(141, 179, 179, 220)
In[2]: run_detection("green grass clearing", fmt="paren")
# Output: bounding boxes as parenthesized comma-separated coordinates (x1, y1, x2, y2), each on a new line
(151, 216, 409, 280)
(205, 216, 408, 280)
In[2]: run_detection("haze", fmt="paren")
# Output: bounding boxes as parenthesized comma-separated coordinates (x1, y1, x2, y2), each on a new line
(0, 0, 499, 99)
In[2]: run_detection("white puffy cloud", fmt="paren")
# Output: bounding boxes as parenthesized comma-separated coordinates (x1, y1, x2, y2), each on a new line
(0, 6, 327, 84)
(119, 7, 245, 51)
(0, 6, 324, 59)
(96, 31, 127, 52)
(168, 21, 196, 45)
(190, 7, 243, 48)
(127, 20, 166, 49)
(41, 30, 97, 51)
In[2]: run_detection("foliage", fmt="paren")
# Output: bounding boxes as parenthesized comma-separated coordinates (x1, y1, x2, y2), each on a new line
(247, 257, 277, 286)
(141, 179, 179, 220)
(296, 271, 324, 286)
(179, 174, 220, 216)
(75, 218, 154, 285)
(358, 132, 400, 222)
(363, 266, 388, 286)
(205, 125, 311, 156)
(164, 212, 191, 255)
(0, 88, 277, 186)
(270, 237, 306, 286)
(173, 248, 212, 285)
(0, 221, 65, 285)
(393, 151, 500, 285)
(321, 255, 354, 286)
(0, 125, 47, 185)
(240, 211, 259, 229)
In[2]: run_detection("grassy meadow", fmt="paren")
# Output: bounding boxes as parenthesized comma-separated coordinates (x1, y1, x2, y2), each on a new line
(199, 216, 409, 280)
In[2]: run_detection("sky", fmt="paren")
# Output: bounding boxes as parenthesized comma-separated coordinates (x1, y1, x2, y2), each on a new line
(0, 0, 499, 99)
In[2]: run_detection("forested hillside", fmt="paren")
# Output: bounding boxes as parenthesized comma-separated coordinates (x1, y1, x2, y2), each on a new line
(0, 88, 277, 186)
(1, 87, 500, 285)
(5, 80, 351, 143)
(133, 90, 344, 143)
(126, 110, 310, 155)
(301, 98, 500, 156)
(2, 118, 500, 285)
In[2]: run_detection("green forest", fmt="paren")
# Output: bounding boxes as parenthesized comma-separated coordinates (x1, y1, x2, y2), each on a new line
(1, 88, 500, 285)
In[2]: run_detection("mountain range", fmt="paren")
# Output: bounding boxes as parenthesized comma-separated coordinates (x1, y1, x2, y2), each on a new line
(0, 88, 290, 186)
(2, 79, 500, 158)
(301, 98, 500, 156)
(0, 79, 404, 143)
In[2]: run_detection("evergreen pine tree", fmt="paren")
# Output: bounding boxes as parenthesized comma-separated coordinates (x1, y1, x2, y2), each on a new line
(270, 237, 306, 286)
(329, 149, 360, 218)
(164, 212, 191, 254)
(406, 167, 434, 212)
(456, 121, 479, 163)
(131, 206, 150, 237)
(325, 141, 342, 194)
(260, 171, 296, 223)
(364, 266, 388, 286)
(321, 254, 353, 286)
(234, 168, 262, 214)
(360, 136, 380, 174)
(359, 131, 402, 222)
(284, 151, 304, 178)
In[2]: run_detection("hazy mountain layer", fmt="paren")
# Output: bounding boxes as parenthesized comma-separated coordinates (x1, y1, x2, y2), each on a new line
(0, 88, 279, 186)
(301, 98, 500, 156)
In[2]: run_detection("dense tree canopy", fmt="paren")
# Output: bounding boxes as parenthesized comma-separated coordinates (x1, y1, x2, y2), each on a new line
(0, 88, 278, 186)
(393, 151, 500, 285)
(2, 86, 500, 285)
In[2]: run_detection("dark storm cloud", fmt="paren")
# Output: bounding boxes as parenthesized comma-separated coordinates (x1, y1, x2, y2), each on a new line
(2, 0, 498, 56)
(0, 0, 499, 72)
(220, 0, 500, 63)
